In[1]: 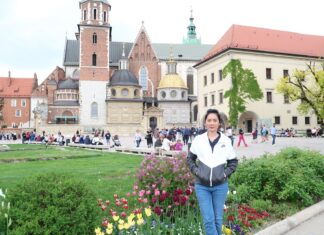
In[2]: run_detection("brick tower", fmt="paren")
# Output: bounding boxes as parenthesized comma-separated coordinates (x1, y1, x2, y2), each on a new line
(78, 0, 111, 128)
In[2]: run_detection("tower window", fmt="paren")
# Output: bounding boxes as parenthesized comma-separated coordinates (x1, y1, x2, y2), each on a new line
(93, 9, 97, 20)
(83, 10, 87, 21)
(186, 67, 194, 95)
(91, 102, 98, 118)
(92, 53, 97, 66)
(93, 33, 97, 44)
(103, 11, 107, 22)
(139, 67, 148, 90)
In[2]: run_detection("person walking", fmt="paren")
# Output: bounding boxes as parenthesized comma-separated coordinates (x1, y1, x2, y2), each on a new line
(237, 127, 248, 147)
(187, 109, 238, 235)
(134, 130, 142, 148)
(270, 124, 277, 145)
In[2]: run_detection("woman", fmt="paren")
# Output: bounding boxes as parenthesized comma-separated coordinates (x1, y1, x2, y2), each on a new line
(187, 109, 238, 235)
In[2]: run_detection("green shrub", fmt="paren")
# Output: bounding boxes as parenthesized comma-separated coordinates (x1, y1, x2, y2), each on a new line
(8, 173, 97, 235)
(230, 148, 324, 207)
(250, 199, 272, 213)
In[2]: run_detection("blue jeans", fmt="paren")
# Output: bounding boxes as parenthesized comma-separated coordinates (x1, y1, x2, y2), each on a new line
(195, 182, 228, 235)
(271, 134, 276, 145)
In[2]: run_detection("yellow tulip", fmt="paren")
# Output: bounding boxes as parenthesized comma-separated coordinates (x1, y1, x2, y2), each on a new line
(145, 208, 152, 217)
(124, 223, 130, 230)
(107, 223, 113, 230)
(95, 227, 102, 235)
(136, 213, 143, 219)
(106, 229, 113, 235)
(137, 218, 144, 225)
(113, 215, 119, 221)
(118, 224, 124, 230)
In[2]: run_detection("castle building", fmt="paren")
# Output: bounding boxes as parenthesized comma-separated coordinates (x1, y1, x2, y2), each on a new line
(30, 0, 211, 135)
(195, 25, 324, 132)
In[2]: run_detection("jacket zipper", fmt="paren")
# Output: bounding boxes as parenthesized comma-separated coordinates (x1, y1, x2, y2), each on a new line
(210, 167, 213, 187)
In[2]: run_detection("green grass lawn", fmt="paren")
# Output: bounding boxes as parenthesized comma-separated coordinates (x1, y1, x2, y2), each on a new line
(0, 145, 143, 200)
(0, 144, 107, 162)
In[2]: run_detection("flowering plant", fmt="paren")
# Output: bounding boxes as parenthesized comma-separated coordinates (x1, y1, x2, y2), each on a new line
(95, 183, 199, 234)
(222, 191, 270, 234)
(136, 152, 195, 194)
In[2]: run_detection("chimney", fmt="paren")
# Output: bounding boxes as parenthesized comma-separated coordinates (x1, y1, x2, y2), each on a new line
(33, 72, 38, 89)
(8, 70, 12, 86)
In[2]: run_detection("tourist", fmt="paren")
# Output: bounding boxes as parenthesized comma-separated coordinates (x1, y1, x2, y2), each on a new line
(237, 127, 248, 147)
(270, 124, 277, 145)
(187, 109, 238, 235)
(174, 139, 183, 151)
(145, 130, 153, 148)
(252, 127, 258, 143)
(134, 129, 142, 148)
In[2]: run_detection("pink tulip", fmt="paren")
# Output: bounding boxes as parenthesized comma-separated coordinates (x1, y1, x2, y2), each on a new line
(139, 190, 145, 197)
(154, 189, 160, 196)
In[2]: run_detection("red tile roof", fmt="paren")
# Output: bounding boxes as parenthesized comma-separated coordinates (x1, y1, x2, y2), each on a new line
(0, 77, 36, 97)
(201, 24, 324, 64)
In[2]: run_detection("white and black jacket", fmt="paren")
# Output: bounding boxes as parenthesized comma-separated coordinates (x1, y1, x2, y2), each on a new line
(187, 132, 238, 187)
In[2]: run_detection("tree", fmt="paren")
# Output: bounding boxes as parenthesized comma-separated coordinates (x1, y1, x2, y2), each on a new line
(276, 62, 324, 128)
(222, 59, 263, 127)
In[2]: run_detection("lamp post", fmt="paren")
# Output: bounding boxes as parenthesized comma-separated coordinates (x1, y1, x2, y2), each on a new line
(147, 78, 155, 107)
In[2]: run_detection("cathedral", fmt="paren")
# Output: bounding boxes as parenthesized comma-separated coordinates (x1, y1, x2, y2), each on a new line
(31, 0, 212, 135)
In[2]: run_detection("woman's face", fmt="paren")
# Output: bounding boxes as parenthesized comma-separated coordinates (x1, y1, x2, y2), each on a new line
(205, 113, 220, 132)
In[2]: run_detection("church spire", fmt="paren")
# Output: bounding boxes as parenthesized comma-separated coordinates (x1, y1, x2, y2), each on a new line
(183, 7, 201, 45)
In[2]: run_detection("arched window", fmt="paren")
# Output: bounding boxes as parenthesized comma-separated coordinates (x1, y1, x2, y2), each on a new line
(103, 11, 107, 22)
(92, 53, 97, 66)
(139, 66, 148, 90)
(186, 67, 194, 95)
(93, 33, 97, 44)
(93, 9, 97, 20)
(91, 102, 98, 117)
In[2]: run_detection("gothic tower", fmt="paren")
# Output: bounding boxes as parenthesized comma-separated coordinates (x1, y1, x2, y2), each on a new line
(78, 0, 111, 128)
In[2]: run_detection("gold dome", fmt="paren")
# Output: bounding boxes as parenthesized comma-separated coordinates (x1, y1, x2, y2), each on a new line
(158, 74, 187, 89)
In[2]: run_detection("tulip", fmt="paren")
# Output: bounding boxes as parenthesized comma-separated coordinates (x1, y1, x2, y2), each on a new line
(113, 194, 118, 199)
(145, 208, 152, 217)
(137, 218, 144, 225)
(121, 212, 127, 218)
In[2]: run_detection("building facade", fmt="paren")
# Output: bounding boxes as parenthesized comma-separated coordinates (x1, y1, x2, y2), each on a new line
(0, 72, 37, 129)
(195, 25, 324, 132)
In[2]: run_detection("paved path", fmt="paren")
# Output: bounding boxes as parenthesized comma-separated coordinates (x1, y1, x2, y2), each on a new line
(117, 135, 324, 159)
(285, 212, 324, 235)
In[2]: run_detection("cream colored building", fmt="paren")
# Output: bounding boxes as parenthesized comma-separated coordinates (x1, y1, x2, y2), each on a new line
(195, 25, 324, 132)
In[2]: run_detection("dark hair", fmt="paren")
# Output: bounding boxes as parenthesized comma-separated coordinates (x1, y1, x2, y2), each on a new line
(204, 109, 222, 124)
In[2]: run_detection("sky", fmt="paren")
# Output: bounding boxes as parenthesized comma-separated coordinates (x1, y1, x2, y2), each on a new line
(0, 0, 323, 83)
